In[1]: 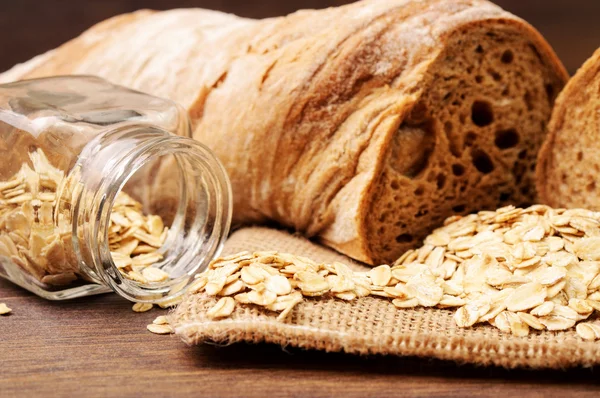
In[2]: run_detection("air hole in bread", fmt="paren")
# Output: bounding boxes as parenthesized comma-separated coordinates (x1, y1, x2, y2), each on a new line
(529, 162, 536, 172)
(452, 164, 465, 176)
(395, 233, 413, 243)
(495, 128, 520, 149)
(501, 50, 514, 64)
(471, 148, 494, 174)
(587, 181, 596, 192)
(449, 140, 462, 157)
(514, 163, 525, 183)
(471, 101, 494, 126)
(415, 208, 428, 217)
(576, 151, 583, 162)
(475, 75, 483, 83)
(436, 173, 446, 189)
(452, 204, 466, 213)
(426, 171, 436, 182)
(414, 186, 424, 196)
(465, 131, 477, 146)
(393, 123, 435, 177)
(475, 44, 484, 54)
(518, 149, 528, 160)
(444, 121, 453, 134)
(499, 192, 511, 201)
(524, 91, 534, 111)
(488, 69, 502, 81)
(390, 180, 400, 190)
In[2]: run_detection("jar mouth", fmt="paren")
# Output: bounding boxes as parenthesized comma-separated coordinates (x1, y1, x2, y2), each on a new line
(71, 126, 232, 303)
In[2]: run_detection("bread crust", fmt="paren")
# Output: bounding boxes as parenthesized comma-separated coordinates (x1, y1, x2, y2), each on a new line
(0, 0, 568, 264)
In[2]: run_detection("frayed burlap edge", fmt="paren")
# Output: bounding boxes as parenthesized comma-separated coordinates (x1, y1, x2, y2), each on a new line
(171, 227, 600, 369)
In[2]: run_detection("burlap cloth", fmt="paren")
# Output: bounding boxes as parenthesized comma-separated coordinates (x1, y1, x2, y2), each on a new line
(171, 227, 600, 369)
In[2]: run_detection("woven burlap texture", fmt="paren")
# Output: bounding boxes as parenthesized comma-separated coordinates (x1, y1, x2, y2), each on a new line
(171, 227, 600, 369)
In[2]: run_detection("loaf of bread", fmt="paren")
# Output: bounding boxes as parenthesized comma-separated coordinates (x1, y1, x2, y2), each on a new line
(537, 48, 600, 209)
(0, 0, 567, 264)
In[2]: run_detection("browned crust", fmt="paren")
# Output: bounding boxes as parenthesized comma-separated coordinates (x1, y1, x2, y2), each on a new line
(536, 48, 600, 207)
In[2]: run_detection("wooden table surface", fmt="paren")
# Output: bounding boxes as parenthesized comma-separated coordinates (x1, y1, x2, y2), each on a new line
(1, 278, 600, 398)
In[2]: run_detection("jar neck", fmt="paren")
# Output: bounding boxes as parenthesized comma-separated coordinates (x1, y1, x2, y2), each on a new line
(59, 126, 232, 302)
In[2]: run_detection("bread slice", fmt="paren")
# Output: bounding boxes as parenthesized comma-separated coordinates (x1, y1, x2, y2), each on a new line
(0, 0, 568, 264)
(537, 48, 600, 209)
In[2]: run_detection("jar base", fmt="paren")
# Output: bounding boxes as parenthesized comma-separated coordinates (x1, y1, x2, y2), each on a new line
(0, 259, 111, 300)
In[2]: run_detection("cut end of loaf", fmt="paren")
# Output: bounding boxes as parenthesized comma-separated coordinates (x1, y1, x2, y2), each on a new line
(536, 48, 600, 210)
(365, 23, 565, 264)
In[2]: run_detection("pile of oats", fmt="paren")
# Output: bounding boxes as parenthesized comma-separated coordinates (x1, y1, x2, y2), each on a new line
(393, 204, 600, 340)
(179, 205, 600, 342)
(0, 149, 170, 288)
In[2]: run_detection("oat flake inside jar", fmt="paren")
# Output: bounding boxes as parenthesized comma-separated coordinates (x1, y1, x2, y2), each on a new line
(0, 76, 232, 303)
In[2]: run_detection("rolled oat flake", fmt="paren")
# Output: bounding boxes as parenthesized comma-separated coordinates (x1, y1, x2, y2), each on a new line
(0, 76, 232, 304)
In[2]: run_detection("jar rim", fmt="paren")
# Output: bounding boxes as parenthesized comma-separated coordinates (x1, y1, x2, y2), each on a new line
(70, 126, 232, 303)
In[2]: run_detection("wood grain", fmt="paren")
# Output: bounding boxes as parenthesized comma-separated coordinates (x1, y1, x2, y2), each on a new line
(1, 278, 600, 397)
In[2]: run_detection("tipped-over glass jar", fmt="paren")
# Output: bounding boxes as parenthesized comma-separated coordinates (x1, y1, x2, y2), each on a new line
(0, 76, 232, 303)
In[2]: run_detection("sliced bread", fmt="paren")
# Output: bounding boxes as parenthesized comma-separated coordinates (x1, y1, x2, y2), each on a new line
(537, 48, 600, 209)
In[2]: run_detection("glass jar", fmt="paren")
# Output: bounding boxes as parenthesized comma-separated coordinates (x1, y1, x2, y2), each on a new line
(0, 76, 232, 303)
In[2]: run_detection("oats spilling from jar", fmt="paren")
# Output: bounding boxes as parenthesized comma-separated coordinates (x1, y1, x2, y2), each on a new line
(188, 205, 600, 341)
(0, 149, 169, 287)
(188, 251, 335, 321)
(108, 192, 169, 284)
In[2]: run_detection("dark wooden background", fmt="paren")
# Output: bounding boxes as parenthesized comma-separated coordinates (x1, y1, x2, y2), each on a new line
(1, 0, 600, 74)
